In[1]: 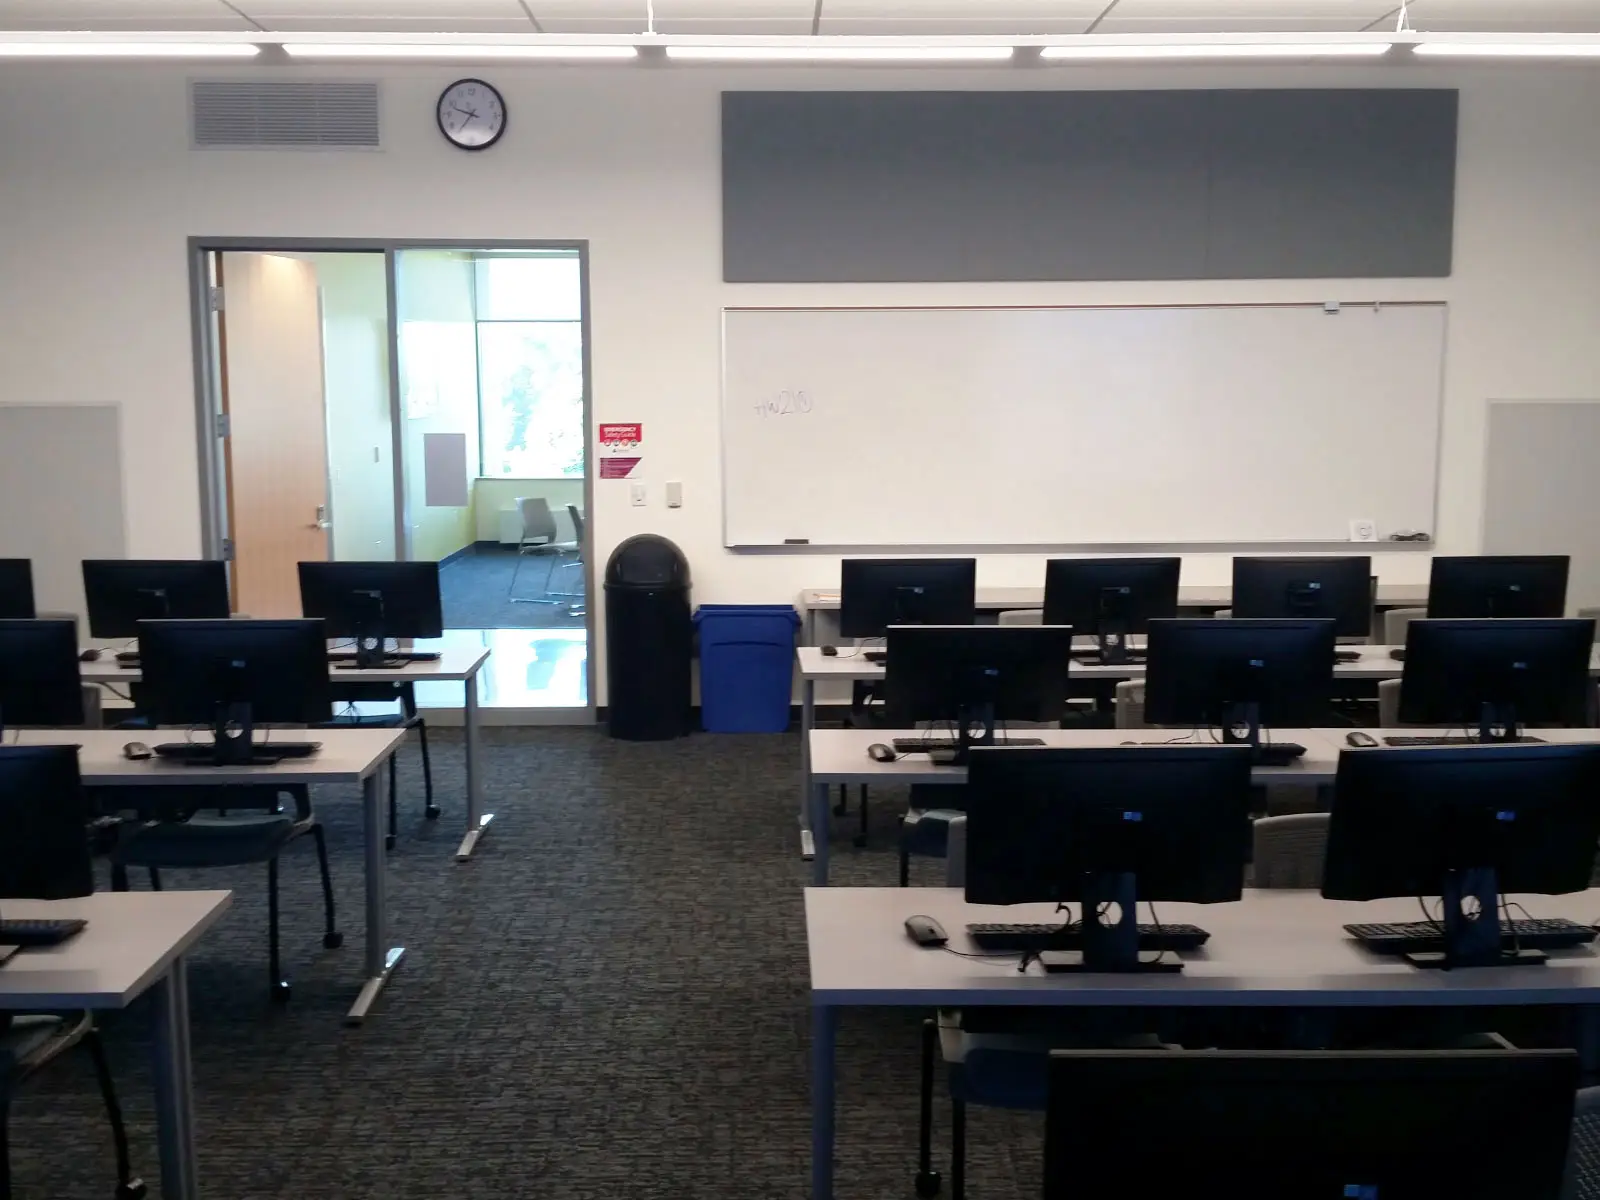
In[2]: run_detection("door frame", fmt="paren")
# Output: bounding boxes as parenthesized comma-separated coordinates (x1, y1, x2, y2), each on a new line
(187, 236, 598, 724)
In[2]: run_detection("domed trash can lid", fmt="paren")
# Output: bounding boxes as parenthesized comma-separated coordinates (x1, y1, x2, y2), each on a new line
(605, 534, 691, 590)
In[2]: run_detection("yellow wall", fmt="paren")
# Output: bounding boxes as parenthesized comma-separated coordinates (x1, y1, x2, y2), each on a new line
(474, 477, 585, 543)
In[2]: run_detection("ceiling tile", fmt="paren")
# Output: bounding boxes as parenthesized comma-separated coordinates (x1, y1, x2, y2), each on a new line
(1405, 0, 1600, 31)
(0, 0, 249, 29)
(817, 0, 1103, 33)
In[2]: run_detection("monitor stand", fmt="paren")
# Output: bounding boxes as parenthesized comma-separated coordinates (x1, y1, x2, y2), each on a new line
(1476, 701, 1524, 745)
(1220, 701, 1263, 751)
(1040, 872, 1184, 975)
(1094, 618, 1134, 666)
(351, 591, 390, 669)
(1407, 867, 1546, 970)
(953, 701, 997, 765)
(210, 700, 260, 767)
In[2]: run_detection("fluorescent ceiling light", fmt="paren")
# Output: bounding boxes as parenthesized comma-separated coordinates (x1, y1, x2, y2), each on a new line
(1413, 41, 1600, 58)
(1041, 41, 1392, 60)
(282, 43, 637, 60)
(665, 45, 1014, 62)
(0, 41, 259, 58)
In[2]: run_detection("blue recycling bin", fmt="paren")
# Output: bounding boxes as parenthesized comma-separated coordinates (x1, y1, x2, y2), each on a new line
(694, 605, 802, 733)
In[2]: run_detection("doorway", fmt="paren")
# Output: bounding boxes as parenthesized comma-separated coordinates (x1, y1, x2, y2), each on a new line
(190, 239, 595, 720)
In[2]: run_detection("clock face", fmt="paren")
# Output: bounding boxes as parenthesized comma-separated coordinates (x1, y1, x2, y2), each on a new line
(436, 78, 506, 151)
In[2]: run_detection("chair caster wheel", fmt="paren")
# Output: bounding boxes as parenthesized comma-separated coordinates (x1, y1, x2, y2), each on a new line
(324, 931, 344, 949)
(271, 980, 292, 1004)
(385, 834, 396, 851)
(425, 804, 442, 821)
(116, 1179, 149, 1200)
(915, 1169, 942, 1197)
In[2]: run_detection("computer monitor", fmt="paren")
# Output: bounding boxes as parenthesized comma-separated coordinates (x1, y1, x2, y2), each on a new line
(1398, 619, 1594, 741)
(1144, 619, 1338, 749)
(1324, 743, 1600, 969)
(0, 560, 35, 619)
(1231, 555, 1372, 638)
(1044, 1048, 1579, 1200)
(138, 619, 331, 765)
(1427, 555, 1569, 619)
(83, 559, 230, 639)
(0, 745, 93, 902)
(1041, 557, 1180, 664)
(838, 558, 976, 639)
(0, 620, 85, 732)
(298, 561, 443, 667)
(883, 625, 1072, 753)
(965, 746, 1254, 973)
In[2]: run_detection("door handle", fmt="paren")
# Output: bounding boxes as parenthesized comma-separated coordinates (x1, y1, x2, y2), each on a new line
(310, 504, 331, 531)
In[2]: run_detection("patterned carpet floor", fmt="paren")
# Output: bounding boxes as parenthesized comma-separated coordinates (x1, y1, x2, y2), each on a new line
(7, 728, 1041, 1200)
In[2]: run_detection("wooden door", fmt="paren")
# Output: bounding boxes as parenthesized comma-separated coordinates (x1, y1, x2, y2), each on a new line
(219, 253, 330, 618)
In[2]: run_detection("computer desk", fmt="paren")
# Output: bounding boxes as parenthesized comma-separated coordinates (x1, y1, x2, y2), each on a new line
(805, 727, 1348, 886)
(806, 884, 1600, 1200)
(78, 645, 496, 862)
(796, 583, 1432, 644)
(0, 890, 232, 1200)
(11, 727, 406, 1025)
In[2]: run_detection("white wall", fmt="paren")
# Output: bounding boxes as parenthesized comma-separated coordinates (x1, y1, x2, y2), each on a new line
(306, 252, 395, 561)
(3, 63, 1600, 700)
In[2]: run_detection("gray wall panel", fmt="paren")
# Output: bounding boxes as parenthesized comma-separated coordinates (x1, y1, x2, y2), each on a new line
(722, 90, 1458, 283)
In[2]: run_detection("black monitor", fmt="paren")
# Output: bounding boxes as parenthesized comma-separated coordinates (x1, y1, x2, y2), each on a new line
(1324, 743, 1600, 969)
(838, 558, 976, 639)
(1041, 557, 1180, 664)
(965, 746, 1254, 973)
(1144, 619, 1337, 749)
(0, 620, 84, 732)
(298, 561, 443, 667)
(0, 560, 35, 619)
(1428, 555, 1569, 619)
(0, 745, 93, 902)
(1231, 555, 1372, 638)
(1399, 618, 1594, 741)
(83, 560, 230, 639)
(1045, 1048, 1579, 1200)
(883, 626, 1071, 753)
(138, 619, 331, 765)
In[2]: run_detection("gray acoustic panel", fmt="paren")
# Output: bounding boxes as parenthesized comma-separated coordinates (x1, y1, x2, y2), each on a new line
(722, 90, 1458, 283)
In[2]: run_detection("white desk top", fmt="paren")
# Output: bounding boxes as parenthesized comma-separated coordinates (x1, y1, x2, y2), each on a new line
(9, 727, 405, 786)
(808, 887, 1600, 1008)
(800, 584, 1430, 612)
(0, 891, 232, 1009)
(808, 727, 1346, 786)
(78, 644, 489, 686)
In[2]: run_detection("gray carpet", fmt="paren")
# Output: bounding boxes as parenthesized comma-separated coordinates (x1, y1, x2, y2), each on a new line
(6, 729, 1042, 1200)
(440, 546, 587, 630)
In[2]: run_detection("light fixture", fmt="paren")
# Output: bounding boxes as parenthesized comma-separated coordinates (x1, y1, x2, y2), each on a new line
(1040, 41, 1393, 61)
(0, 41, 260, 58)
(664, 45, 1014, 62)
(1413, 40, 1600, 58)
(282, 43, 638, 60)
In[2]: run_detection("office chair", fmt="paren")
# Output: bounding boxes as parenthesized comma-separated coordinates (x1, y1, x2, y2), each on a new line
(324, 683, 435, 850)
(508, 497, 559, 601)
(107, 782, 340, 1003)
(1383, 607, 1425, 646)
(1570, 1086, 1600, 1199)
(541, 504, 585, 618)
(1, 746, 145, 1200)
(1251, 813, 1330, 889)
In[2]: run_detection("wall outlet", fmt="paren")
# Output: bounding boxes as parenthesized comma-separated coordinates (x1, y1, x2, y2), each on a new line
(630, 483, 647, 507)
(665, 481, 683, 508)
(1349, 518, 1379, 543)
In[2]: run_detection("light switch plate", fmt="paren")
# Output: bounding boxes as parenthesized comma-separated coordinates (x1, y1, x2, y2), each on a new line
(1349, 518, 1378, 543)
(665, 481, 683, 508)
(630, 483, 647, 507)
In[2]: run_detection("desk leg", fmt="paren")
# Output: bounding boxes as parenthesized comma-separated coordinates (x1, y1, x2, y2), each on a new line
(812, 1003, 837, 1200)
(150, 957, 198, 1200)
(800, 679, 816, 861)
(348, 765, 405, 1025)
(456, 667, 492, 861)
(810, 779, 831, 886)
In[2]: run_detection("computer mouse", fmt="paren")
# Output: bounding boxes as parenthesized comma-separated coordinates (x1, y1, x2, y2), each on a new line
(1346, 731, 1380, 749)
(868, 742, 898, 763)
(820, 644, 838, 657)
(122, 741, 153, 761)
(904, 914, 949, 947)
(78, 648, 101, 662)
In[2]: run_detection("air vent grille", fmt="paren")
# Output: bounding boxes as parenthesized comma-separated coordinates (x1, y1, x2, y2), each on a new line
(191, 80, 380, 149)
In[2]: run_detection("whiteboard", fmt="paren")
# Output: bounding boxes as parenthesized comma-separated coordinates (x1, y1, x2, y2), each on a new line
(720, 304, 1446, 548)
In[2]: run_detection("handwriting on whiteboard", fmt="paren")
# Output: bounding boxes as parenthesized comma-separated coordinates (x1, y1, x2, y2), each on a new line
(754, 390, 813, 418)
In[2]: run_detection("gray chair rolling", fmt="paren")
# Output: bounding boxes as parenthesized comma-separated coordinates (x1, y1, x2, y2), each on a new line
(1566, 1085, 1600, 1199)
(546, 504, 586, 617)
(508, 496, 559, 601)
(1383, 606, 1426, 646)
(1251, 812, 1330, 889)
(109, 783, 340, 1004)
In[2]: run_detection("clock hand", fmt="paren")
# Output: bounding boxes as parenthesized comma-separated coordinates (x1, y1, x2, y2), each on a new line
(451, 104, 478, 122)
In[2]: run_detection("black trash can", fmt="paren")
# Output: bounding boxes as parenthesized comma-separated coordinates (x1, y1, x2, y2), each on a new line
(604, 534, 693, 740)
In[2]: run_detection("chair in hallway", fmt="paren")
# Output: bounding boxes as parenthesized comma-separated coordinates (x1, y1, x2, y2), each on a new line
(508, 496, 559, 601)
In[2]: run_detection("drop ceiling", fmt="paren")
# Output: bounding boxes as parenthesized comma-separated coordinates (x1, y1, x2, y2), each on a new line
(1, 0, 1597, 35)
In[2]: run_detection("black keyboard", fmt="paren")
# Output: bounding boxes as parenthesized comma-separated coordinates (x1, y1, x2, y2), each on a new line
(1346, 918, 1596, 955)
(0, 918, 87, 947)
(1254, 742, 1308, 767)
(892, 736, 1047, 753)
(153, 741, 321, 764)
(115, 651, 140, 667)
(863, 650, 886, 664)
(968, 922, 1210, 952)
(1072, 650, 1146, 664)
(1335, 649, 1362, 664)
(327, 650, 441, 664)
(1383, 735, 1546, 747)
